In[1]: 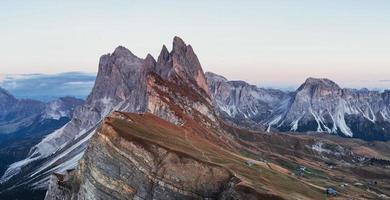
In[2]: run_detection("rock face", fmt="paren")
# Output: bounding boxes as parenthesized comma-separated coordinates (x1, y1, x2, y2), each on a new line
(207, 73, 390, 141)
(45, 113, 228, 200)
(206, 72, 290, 131)
(0, 37, 218, 193)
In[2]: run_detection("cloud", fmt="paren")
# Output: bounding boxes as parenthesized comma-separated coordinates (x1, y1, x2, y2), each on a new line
(63, 81, 95, 86)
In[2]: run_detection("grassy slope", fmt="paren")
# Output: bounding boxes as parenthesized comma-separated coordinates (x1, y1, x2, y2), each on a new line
(107, 112, 325, 200)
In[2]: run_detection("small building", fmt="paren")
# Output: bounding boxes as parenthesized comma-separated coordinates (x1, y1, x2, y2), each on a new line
(296, 166, 306, 176)
(325, 187, 337, 196)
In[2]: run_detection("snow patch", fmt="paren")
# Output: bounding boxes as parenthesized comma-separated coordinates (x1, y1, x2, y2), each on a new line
(290, 114, 304, 131)
(29, 128, 96, 178)
(266, 115, 282, 132)
(309, 109, 324, 132)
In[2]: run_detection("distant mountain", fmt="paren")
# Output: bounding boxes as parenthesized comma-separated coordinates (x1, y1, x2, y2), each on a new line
(0, 87, 83, 199)
(206, 72, 291, 131)
(0, 72, 95, 102)
(206, 72, 390, 141)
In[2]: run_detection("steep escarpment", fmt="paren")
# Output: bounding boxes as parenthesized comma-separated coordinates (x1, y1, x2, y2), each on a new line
(46, 113, 231, 200)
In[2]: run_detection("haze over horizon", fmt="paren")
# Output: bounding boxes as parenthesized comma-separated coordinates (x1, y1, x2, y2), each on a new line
(1, 0, 390, 89)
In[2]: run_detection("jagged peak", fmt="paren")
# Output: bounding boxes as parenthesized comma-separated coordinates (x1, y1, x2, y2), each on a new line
(112, 45, 139, 59)
(144, 54, 157, 70)
(157, 45, 170, 64)
(172, 36, 187, 52)
(161, 44, 169, 54)
(298, 77, 340, 91)
(145, 53, 156, 62)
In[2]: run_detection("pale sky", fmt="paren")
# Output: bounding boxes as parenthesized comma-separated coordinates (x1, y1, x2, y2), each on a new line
(1, 0, 390, 89)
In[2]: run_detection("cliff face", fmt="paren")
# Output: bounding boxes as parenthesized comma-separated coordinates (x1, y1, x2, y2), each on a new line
(44, 112, 266, 200)
(205, 72, 290, 131)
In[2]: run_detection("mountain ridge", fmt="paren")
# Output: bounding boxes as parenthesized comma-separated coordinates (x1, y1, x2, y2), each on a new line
(0, 87, 83, 190)
(206, 72, 390, 141)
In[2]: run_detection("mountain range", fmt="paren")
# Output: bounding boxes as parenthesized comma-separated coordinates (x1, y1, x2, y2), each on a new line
(206, 72, 390, 141)
(0, 37, 389, 199)
(0, 87, 83, 199)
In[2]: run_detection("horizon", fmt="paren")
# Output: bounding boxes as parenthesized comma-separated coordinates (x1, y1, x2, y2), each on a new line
(1, 1, 390, 89)
(1, 70, 388, 92)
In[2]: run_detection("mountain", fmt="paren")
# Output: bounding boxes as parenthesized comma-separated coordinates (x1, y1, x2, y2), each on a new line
(206, 72, 291, 131)
(0, 87, 84, 199)
(207, 72, 390, 141)
(0, 37, 219, 198)
(277, 78, 390, 140)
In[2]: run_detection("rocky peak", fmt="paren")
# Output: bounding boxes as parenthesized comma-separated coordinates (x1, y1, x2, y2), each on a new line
(157, 36, 210, 96)
(298, 77, 341, 91)
(143, 54, 157, 71)
(156, 45, 172, 79)
(295, 77, 342, 99)
(112, 45, 138, 58)
(157, 45, 170, 63)
(172, 36, 187, 53)
(88, 45, 145, 104)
